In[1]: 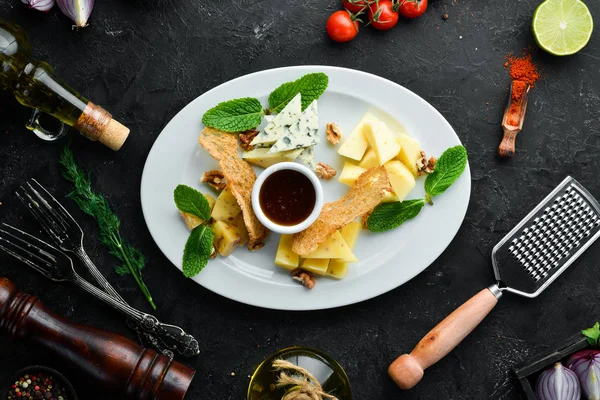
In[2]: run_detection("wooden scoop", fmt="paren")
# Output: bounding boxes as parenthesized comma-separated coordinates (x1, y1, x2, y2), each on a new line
(498, 80, 531, 158)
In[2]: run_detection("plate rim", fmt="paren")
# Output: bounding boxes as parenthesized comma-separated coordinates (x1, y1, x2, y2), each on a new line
(140, 65, 471, 310)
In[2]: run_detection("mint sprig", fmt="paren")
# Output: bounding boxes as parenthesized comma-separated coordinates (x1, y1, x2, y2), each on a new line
(182, 225, 214, 278)
(268, 72, 329, 113)
(174, 184, 211, 220)
(202, 97, 264, 132)
(582, 322, 600, 346)
(174, 185, 215, 278)
(367, 145, 468, 233)
(367, 199, 425, 232)
(425, 145, 468, 204)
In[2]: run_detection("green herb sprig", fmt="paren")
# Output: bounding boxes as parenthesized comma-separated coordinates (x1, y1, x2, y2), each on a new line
(366, 145, 468, 233)
(174, 184, 214, 277)
(582, 322, 600, 346)
(201, 73, 329, 132)
(59, 146, 156, 310)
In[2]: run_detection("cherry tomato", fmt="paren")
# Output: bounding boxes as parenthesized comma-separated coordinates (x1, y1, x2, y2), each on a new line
(368, 0, 399, 31)
(342, 0, 368, 14)
(326, 10, 359, 42)
(398, 0, 428, 18)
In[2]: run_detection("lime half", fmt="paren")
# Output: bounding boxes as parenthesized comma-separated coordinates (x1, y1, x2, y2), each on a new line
(533, 0, 594, 56)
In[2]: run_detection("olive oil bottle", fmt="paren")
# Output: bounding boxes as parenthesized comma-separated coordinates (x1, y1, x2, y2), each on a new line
(0, 19, 129, 150)
(247, 347, 352, 400)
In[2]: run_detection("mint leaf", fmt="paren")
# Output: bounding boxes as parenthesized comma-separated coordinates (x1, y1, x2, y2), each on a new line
(582, 322, 600, 346)
(268, 73, 329, 113)
(174, 184, 211, 220)
(366, 199, 425, 232)
(182, 225, 214, 278)
(425, 145, 468, 200)
(202, 97, 264, 132)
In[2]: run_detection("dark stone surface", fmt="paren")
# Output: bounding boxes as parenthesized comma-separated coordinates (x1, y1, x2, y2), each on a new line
(0, 0, 599, 399)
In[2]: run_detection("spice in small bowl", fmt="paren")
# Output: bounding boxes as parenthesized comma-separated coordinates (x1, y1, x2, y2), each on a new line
(3, 366, 77, 400)
(252, 162, 323, 234)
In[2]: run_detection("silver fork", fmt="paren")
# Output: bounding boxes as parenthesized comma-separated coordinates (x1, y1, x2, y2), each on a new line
(0, 223, 200, 358)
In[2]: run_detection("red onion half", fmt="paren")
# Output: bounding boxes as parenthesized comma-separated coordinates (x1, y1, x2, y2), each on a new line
(568, 350, 600, 400)
(56, 0, 95, 28)
(536, 362, 581, 400)
(21, 0, 55, 12)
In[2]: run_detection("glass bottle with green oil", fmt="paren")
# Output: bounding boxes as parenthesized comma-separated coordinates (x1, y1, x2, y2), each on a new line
(0, 19, 129, 150)
(247, 347, 351, 400)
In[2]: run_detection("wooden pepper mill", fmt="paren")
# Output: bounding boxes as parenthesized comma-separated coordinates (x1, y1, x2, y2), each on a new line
(0, 277, 195, 400)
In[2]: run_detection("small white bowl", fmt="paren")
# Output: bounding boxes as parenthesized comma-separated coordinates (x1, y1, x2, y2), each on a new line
(252, 162, 324, 234)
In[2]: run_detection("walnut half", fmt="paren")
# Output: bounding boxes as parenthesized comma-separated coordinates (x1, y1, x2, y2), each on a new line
(201, 170, 227, 191)
(291, 268, 316, 290)
(239, 129, 259, 151)
(315, 162, 336, 180)
(417, 151, 437, 176)
(326, 123, 342, 145)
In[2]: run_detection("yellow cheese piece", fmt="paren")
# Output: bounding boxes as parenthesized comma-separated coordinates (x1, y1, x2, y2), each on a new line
(211, 220, 242, 256)
(338, 162, 366, 187)
(384, 160, 416, 202)
(363, 119, 402, 166)
(211, 186, 242, 222)
(327, 222, 362, 279)
(274, 234, 300, 270)
(395, 134, 422, 177)
(359, 148, 379, 169)
(381, 190, 400, 203)
(337, 113, 377, 161)
(242, 147, 303, 168)
(300, 258, 330, 276)
(229, 213, 249, 246)
(304, 231, 356, 262)
(178, 193, 216, 230)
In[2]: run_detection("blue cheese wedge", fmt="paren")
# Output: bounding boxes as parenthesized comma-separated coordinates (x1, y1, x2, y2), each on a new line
(268, 100, 319, 153)
(297, 146, 316, 169)
(251, 94, 301, 146)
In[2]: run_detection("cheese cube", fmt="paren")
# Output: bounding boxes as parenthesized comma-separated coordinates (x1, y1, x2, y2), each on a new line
(274, 234, 300, 270)
(300, 258, 330, 276)
(337, 113, 377, 161)
(304, 231, 356, 262)
(327, 222, 362, 279)
(338, 162, 366, 187)
(359, 148, 379, 169)
(179, 193, 216, 230)
(229, 213, 249, 246)
(384, 160, 416, 202)
(242, 147, 303, 168)
(212, 220, 243, 257)
(363, 119, 402, 166)
(395, 134, 422, 177)
(211, 187, 242, 222)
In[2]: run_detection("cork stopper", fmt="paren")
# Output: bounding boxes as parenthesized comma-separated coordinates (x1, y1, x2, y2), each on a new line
(74, 102, 130, 151)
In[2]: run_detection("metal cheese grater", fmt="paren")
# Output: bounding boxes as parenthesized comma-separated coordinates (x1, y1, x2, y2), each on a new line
(491, 175, 600, 298)
(389, 176, 600, 390)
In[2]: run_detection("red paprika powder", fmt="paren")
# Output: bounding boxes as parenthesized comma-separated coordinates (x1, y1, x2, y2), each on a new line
(507, 81, 528, 126)
(504, 50, 539, 126)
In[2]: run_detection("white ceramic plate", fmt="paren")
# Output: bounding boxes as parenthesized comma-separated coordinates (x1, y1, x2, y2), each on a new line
(141, 66, 470, 311)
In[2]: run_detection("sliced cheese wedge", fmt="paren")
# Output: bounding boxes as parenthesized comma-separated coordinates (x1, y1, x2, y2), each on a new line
(337, 113, 377, 161)
(395, 133, 422, 177)
(384, 160, 416, 202)
(251, 93, 302, 146)
(359, 148, 379, 169)
(242, 147, 303, 168)
(268, 100, 319, 153)
(300, 258, 330, 276)
(275, 234, 300, 270)
(363, 119, 401, 166)
(338, 162, 366, 187)
(303, 231, 356, 262)
(327, 221, 362, 279)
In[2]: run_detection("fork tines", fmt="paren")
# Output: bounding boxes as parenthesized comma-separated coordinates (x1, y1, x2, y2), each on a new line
(0, 223, 69, 281)
(16, 179, 81, 249)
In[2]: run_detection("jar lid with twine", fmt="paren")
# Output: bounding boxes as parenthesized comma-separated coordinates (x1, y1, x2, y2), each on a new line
(74, 102, 130, 151)
(273, 359, 339, 400)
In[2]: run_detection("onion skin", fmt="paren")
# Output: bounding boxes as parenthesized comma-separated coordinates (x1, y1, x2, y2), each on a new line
(536, 362, 581, 400)
(568, 350, 600, 400)
(56, 0, 95, 28)
(21, 0, 55, 12)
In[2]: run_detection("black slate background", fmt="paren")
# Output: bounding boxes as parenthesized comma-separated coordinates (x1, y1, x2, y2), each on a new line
(1, 0, 600, 399)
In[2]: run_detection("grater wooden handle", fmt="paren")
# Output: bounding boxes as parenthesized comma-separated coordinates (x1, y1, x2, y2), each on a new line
(388, 288, 499, 390)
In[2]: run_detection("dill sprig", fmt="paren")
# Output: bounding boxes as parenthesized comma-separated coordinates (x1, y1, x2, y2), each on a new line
(59, 146, 156, 310)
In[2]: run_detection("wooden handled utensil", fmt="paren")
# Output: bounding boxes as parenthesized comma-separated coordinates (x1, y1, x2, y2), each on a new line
(498, 80, 531, 157)
(0, 276, 195, 399)
(389, 176, 600, 390)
